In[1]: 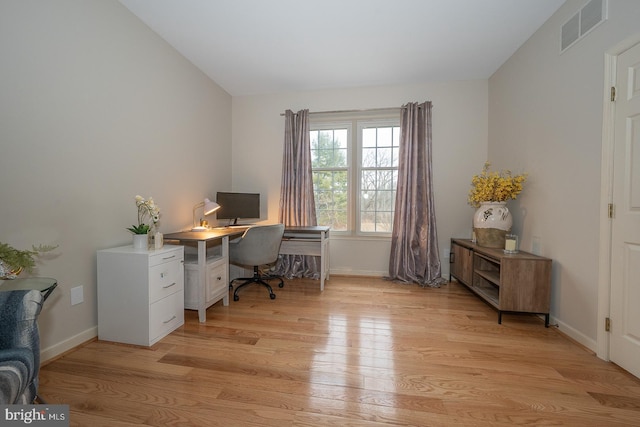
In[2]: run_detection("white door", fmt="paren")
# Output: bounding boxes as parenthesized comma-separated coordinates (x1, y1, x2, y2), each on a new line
(610, 41, 640, 378)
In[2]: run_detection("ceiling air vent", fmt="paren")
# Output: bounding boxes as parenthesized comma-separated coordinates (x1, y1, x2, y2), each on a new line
(560, 0, 607, 53)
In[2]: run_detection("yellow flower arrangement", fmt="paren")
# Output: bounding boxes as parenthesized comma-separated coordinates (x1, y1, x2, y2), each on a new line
(468, 162, 527, 208)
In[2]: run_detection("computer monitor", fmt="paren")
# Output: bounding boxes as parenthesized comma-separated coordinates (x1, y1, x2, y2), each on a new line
(215, 192, 260, 225)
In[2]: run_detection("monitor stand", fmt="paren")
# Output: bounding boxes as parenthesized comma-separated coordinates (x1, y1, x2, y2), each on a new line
(225, 218, 247, 228)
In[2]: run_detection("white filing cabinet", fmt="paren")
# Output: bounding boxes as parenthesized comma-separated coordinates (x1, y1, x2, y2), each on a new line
(97, 244, 184, 346)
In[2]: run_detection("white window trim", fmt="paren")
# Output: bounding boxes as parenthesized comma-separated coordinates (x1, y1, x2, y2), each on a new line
(310, 114, 400, 238)
(356, 118, 400, 237)
(310, 121, 353, 235)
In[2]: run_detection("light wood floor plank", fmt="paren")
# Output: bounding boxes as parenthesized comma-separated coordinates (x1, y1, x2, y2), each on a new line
(39, 277, 640, 426)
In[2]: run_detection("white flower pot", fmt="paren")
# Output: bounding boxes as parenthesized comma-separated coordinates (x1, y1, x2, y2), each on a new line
(132, 234, 148, 250)
(473, 202, 512, 248)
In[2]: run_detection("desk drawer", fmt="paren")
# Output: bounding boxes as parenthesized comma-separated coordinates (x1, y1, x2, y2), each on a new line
(149, 259, 184, 304)
(280, 239, 322, 256)
(149, 247, 183, 267)
(207, 262, 228, 301)
(149, 290, 184, 344)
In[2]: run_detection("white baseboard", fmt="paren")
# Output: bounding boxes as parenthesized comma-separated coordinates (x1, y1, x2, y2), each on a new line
(552, 315, 597, 353)
(40, 326, 98, 364)
(329, 270, 449, 280)
(330, 268, 387, 277)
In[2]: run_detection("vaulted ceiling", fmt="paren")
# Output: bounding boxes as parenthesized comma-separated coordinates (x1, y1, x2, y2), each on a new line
(120, 0, 565, 96)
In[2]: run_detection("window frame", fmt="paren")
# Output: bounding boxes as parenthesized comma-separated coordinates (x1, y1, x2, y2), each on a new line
(356, 118, 400, 236)
(310, 121, 354, 234)
(310, 114, 400, 238)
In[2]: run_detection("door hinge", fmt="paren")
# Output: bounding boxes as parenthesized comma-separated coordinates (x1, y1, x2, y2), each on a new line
(608, 203, 614, 218)
(611, 86, 616, 101)
(605, 317, 611, 332)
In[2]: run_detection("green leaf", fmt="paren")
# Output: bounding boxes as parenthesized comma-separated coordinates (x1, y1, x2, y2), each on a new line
(127, 224, 150, 234)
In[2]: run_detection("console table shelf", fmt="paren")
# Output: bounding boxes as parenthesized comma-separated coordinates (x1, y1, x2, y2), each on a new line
(474, 281, 499, 305)
(475, 269, 500, 286)
(450, 238, 552, 326)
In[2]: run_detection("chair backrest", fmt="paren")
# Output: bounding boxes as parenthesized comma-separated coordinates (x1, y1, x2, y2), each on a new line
(229, 224, 285, 267)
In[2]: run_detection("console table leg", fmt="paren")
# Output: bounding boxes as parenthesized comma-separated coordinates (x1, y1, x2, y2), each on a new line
(498, 311, 502, 324)
(545, 313, 550, 328)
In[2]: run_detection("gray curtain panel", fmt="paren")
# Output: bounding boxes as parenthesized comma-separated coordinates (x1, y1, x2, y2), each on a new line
(275, 109, 320, 279)
(388, 102, 445, 287)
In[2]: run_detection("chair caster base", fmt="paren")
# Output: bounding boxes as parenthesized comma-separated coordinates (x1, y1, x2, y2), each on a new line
(229, 271, 283, 302)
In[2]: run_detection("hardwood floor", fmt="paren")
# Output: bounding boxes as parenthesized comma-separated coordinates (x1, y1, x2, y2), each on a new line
(39, 276, 640, 426)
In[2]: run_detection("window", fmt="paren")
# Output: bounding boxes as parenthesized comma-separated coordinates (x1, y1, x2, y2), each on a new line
(359, 122, 400, 233)
(310, 116, 400, 235)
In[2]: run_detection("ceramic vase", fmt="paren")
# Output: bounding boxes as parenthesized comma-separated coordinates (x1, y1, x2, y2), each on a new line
(473, 201, 512, 248)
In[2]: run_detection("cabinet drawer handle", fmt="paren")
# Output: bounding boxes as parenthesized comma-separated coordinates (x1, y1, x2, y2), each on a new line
(163, 315, 177, 324)
(162, 255, 177, 260)
(163, 282, 177, 289)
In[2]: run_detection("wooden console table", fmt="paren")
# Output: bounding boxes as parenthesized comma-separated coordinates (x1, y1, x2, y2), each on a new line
(450, 238, 552, 326)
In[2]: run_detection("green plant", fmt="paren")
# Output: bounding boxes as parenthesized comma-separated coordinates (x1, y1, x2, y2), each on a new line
(0, 242, 58, 274)
(126, 224, 151, 234)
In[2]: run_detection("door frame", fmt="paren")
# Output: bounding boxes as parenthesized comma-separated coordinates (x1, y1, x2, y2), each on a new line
(597, 33, 640, 361)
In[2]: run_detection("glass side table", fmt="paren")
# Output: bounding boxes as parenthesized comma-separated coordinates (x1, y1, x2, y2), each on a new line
(0, 277, 57, 301)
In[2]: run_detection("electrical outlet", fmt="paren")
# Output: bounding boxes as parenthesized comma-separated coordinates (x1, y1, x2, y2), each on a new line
(71, 285, 83, 305)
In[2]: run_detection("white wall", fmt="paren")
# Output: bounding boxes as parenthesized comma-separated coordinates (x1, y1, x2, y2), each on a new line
(232, 81, 488, 276)
(0, 0, 232, 359)
(489, 0, 640, 349)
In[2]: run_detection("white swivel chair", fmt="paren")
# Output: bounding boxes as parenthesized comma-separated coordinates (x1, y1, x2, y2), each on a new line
(228, 224, 285, 300)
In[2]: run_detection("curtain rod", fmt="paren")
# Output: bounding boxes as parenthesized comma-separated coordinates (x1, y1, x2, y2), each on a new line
(280, 104, 430, 116)
(280, 107, 400, 116)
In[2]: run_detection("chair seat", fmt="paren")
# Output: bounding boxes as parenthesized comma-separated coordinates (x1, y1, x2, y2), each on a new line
(0, 348, 36, 404)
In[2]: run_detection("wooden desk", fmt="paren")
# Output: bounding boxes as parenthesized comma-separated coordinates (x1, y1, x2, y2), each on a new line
(280, 226, 330, 291)
(164, 228, 246, 322)
(166, 225, 330, 320)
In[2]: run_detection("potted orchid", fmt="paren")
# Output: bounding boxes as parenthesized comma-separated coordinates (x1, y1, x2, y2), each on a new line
(127, 195, 160, 235)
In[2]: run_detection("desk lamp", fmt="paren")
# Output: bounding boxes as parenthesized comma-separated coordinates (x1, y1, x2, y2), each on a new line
(191, 198, 220, 231)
